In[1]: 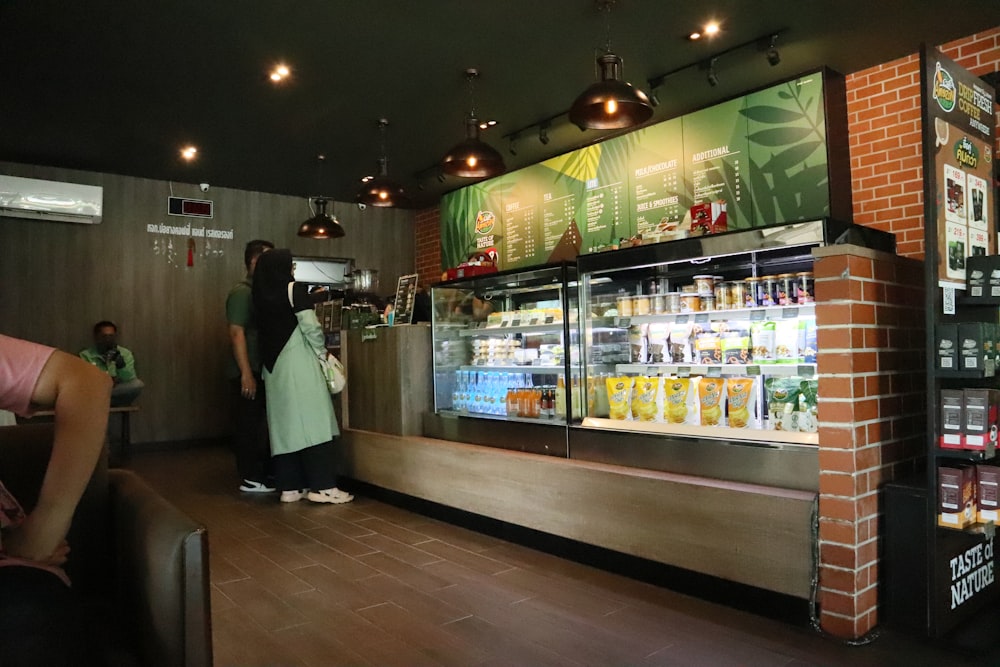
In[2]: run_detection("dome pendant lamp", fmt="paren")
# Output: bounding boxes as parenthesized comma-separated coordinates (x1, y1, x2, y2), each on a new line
(441, 68, 506, 179)
(568, 0, 653, 131)
(298, 155, 346, 239)
(357, 118, 406, 207)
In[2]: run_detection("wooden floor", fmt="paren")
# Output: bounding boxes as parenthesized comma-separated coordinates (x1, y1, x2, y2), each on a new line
(126, 445, 999, 667)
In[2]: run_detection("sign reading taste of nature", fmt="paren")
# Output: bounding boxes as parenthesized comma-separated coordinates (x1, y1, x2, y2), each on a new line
(440, 70, 840, 272)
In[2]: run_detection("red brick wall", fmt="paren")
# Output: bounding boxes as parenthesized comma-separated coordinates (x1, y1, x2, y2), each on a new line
(414, 207, 441, 288)
(814, 248, 926, 638)
(846, 27, 1000, 259)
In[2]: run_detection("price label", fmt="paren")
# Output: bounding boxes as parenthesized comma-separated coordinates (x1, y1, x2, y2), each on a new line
(782, 307, 799, 319)
(617, 317, 631, 328)
(797, 365, 816, 377)
(500, 318, 511, 327)
(677, 366, 691, 377)
(647, 366, 660, 376)
(529, 318, 539, 326)
(675, 315, 689, 324)
(750, 310, 767, 321)
(695, 313, 710, 324)
(544, 316, 555, 324)
(510, 318, 521, 327)
(707, 366, 722, 377)
(746, 365, 761, 376)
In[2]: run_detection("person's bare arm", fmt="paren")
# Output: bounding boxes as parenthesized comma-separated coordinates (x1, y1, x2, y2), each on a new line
(228, 323, 257, 399)
(3, 350, 112, 563)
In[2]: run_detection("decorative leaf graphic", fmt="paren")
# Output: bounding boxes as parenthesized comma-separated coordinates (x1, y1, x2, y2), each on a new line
(748, 126, 814, 147)
(739, 105, 806, 124)
(768, 164, 800, 221)
(545, 145, 602, 184)
(778, 90, 793, 100)
(749, 158, 777, 224)
(759, 141, 823, 173)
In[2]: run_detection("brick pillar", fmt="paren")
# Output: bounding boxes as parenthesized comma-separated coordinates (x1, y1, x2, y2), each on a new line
(414, 206, 442, 287)
(814, 247, 925, 638)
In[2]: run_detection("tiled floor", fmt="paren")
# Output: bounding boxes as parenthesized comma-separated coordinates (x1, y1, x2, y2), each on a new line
(127, 445, 1000, 667)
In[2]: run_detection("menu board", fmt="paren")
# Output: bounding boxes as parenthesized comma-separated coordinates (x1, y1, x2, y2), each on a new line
(744, 73, 830, 226)
(628, 117, 687, 237)
(501, 166, 545, 267)
(683, 96, 753, 229)
(923, 48, 996, 288)
(392, 273, 419, 324)
(440, 181, 505, 270)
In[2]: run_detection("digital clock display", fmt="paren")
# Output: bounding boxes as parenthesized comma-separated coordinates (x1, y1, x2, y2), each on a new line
(167, 196, 214, 218)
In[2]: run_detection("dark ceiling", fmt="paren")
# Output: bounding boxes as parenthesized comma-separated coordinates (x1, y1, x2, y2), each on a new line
(2, 1, 998, 209)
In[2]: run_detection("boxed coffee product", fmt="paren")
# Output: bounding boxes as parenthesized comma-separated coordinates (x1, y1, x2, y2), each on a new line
(937, 323, 959, 371)
(977, 464, 1000, 524)
(965, 255, 1000, 299)
(939, 464, 976, 528)
(940, 389, 965, 449)
(959, 322, 993, 374)
(963, 388, 1000, 450)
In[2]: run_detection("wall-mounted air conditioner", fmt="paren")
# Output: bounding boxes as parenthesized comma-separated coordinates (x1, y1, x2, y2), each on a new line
(0, 175, 103, 224)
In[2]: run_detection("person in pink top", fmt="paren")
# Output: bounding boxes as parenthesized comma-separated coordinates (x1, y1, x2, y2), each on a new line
(0, 333, 112, 665)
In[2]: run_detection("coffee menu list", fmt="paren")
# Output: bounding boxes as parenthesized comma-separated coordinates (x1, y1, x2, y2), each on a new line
(441, 72, 833, 272)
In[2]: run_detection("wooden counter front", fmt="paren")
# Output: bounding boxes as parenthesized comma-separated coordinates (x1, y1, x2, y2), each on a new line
(342, 325, 433, 436)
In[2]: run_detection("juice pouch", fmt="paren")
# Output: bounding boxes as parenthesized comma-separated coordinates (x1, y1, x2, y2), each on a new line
(606, 376, 634, 420)
(699, 377, 725, 426)
(726, 377, 756, 428)
(663, 377, 692, 424)
(633, 376, 660, 422)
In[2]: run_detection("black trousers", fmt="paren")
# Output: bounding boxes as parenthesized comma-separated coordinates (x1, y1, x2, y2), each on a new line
(231, 376, 272, 483)
(0, 566, 102, 666)
(273, 440, 339, 492)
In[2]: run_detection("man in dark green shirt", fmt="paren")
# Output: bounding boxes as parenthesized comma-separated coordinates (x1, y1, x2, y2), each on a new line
(79, 320, 144, 407)
(226, 239, 275, 493)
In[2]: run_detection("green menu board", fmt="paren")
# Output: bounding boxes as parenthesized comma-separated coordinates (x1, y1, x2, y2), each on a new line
(682, 96, 753, 229)
(744, 73, 830, 225)
(627, 117, 687, 236)
(501, 165, 546, 268)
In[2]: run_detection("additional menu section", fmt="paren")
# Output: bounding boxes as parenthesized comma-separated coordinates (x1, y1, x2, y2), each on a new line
(744, 73, 830, 226)
(683, 96, 753, 229)
(628, 117, 687, 237)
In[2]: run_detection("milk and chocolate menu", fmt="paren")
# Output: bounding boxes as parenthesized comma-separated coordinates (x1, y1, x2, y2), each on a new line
(628, 117, 686, 237)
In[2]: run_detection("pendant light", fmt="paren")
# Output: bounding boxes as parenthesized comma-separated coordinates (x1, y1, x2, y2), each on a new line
(357, 118, 406, 207)
(568, 0, 653, 131)
(298, 155, 345, 239)
(441, 68, 505, 179)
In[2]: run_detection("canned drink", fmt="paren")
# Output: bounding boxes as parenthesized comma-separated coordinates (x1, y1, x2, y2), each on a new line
(666, 292, 681, 313)
(714, 281, 729, 310)
(796, 272, 814, 303)
(759, 275, 779, 307)
(617, 295, 633, 316)
(679, 293, 701, 313)
(634, 295, 651, 315)
(699, 295, 715, 311)
(693, 275, 715, 294)
(652, 293, 666, 314)
(728, 281, 746, 310)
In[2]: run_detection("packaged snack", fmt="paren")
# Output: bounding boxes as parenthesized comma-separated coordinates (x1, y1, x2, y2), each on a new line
(695, 332, 723, 364)
(606, 376, 634, 420)
(663, 377, 694, 424)
(699, 377, 725, 426)
(721, 332, 752, 364)
(764, 377, 801, 430)
(802, 319, 817, 363)
(798, 379, 819, 432)
(632, 376, 660, 422)
(629, 324, 648, 364)
(750, 320, 776, 363)
(647, 323, 670, 363)
(726, 377, 756, 428)
(774, 319, 800, 363)
(668, 322, 694, 363)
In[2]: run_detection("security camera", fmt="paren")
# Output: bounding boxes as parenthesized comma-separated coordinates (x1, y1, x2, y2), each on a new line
(357, 202, 366, 211)
(199, 183, 210, 192)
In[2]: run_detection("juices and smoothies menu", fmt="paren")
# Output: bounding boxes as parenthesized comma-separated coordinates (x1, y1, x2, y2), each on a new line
(924, 48, 996, 288)
(628, 117, 687, 237)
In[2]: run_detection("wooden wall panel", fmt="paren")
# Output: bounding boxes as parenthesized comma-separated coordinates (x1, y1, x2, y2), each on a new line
(0, 161, 414, 444)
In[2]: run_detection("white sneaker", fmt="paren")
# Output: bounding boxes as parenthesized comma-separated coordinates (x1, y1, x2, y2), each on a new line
(280, 490, 305, 503)
(306, 488, 354, 504)
(240, 479, 276, 493)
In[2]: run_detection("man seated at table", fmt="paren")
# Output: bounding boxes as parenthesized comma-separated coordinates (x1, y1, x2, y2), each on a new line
(79, 320, 144, 406)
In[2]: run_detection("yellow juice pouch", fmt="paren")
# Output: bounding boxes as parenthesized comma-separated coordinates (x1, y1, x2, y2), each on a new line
(633, 376, 660, 422)
(663, 377, 691, 424)
(726, 377, 755, 428)
(698, 377, 725, 426)
(606, 376, 634, 420)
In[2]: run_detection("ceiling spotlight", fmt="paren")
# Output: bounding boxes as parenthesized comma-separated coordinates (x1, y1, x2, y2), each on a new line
(441, 68, 506, 178)
(357, 118, 406, 207)
(707, 58, 719, 87)
(538, 122, 550, 145)
(766, 34, 780, 66)
(688, 22, 720, 41)
(568, 0, 653, 131)
(180, 146, 198, 161)
(269, 64, 291, 83)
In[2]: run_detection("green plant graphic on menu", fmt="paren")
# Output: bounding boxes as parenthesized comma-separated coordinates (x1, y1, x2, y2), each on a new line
(440, 179, 507, 269)
(743, 75, 829, 225)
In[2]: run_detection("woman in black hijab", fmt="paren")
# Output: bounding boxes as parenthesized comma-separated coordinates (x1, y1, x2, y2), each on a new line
(252, 249, 352, 504)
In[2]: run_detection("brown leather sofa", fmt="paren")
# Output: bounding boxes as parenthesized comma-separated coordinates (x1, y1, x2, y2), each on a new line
(0, 423, 212, 667)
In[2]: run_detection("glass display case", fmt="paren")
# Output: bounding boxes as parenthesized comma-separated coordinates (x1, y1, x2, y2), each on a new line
(430, 263, 580, 427)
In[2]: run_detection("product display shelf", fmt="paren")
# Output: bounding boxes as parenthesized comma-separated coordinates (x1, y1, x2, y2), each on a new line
(614, 363, 816, 378)
(581, 416, 818, 446)
(939, 521, 997, 537)
(458, 321, 565, 337)
(438, 408, 564, 426)
(459, 364, 565, 374)
(617, 304, 815, 326)
(935, 444, 997, 461)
